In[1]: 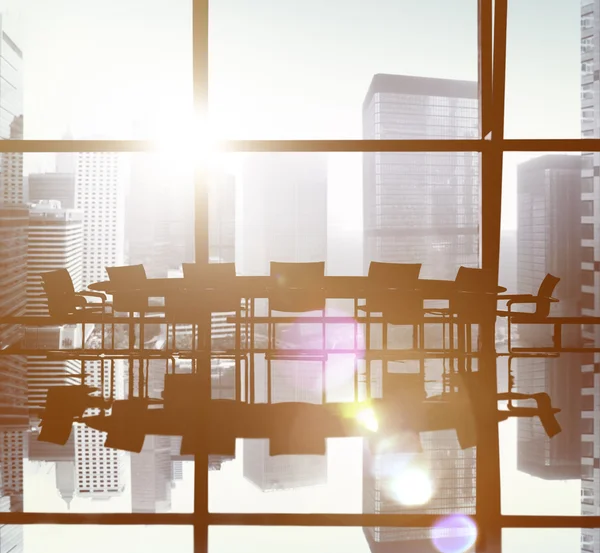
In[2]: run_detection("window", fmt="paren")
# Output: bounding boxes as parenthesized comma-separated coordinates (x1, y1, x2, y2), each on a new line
(3, 1, 600, 551)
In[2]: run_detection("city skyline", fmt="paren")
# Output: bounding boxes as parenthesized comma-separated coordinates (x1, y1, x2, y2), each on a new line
(0, 1, 595, 553)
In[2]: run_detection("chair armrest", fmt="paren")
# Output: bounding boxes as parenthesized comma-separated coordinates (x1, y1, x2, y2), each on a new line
(506, 296, 558, 307)
(76, 291, 108, 302)
(497, 294, 535, 302)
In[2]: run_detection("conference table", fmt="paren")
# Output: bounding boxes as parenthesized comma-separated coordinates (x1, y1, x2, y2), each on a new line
(88, 275, 507, 300)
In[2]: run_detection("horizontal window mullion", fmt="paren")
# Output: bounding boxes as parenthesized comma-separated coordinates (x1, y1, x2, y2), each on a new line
(0, 138, 598, 153)
(0, 512, 194, 525)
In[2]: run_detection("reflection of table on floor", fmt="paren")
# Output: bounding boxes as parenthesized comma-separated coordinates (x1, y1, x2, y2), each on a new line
(88, 276, 507, 300)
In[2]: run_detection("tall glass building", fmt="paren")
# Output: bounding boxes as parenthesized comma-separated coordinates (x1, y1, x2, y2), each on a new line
(515, 155, 582, 481)
(362, 74, 479, 279)
(361, 74, 479, 552)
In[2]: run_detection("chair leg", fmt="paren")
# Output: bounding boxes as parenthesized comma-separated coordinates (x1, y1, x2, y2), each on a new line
(322, 310, 326, 404)
(249, 299, 255, 404)
(267, 307, 273, 404)
(235, 307, 241, 402)
(110, 360, 115, 402)
(365, 311, 371, 399)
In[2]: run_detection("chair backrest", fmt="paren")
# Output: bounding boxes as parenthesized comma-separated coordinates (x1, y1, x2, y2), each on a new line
(454, 266, 496, 292)
(269, 261, 326, 313)
(366, 262, 423, 319)
(106, 264, 147, 285)
(106, 265, 148, 312)
(182, 263, 236, 288)
(451, 267, 497, 321)
(41, 269, 77, 317)
(534, 273, 561, 317)
(367, 262, 422, 288)
(270, 261, 325, 286)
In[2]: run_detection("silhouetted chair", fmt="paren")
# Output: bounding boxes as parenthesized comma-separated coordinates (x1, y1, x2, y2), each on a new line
(427, 267, 498, 372)
(38, 385, 109, 445)
(165, 263, 245, 397)
(497, 273, 560, 352)
(106, 264, 166, 398)
(357, 262, 423, 397)
(266, 261, 327, 403)
(41, 269, 110, 348)
(102, 399, 149, 453)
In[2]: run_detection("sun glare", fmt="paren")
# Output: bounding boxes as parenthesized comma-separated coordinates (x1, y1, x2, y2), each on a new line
(391, 466, 433, 506)
(153, 114, 223, 174)
(356, 407, 379, 432)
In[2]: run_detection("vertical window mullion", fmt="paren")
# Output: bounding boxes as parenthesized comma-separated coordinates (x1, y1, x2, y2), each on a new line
(192, 2, 210, 553)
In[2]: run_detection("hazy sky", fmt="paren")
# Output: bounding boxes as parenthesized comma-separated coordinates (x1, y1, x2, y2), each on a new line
(9, 1, 587, 550)
(6, 0, 581, 231)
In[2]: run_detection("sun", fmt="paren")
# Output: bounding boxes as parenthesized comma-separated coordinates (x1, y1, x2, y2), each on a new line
(151, 113, 225, 176)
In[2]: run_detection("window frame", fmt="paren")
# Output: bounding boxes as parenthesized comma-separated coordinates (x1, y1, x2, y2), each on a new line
(2, 0, 600, 551)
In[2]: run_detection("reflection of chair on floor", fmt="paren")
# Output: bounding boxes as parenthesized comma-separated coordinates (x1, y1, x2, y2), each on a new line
(37, 385, 111, 445)
(165, 262, 246, 399)
(356, 262, 422, 398)
(428, 266, 497, 384)
(106, 264, 164, 398)
(267, 261, 327, 404)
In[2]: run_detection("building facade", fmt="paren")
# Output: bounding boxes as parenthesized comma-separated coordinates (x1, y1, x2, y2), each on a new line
(70, 150, 124, 289)
(580, 4, 600, 551)
(241, 153, 327, 276)
(515, 155, 582, 481)
(242, 439, 327, 492)
(362, 74, 479, 279)
(28, 173, 77, 209)
(26, 200, 83, 316)
(361, 74, 478, 551)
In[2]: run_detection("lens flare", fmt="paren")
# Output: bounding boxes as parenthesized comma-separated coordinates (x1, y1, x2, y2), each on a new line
(356, 408, 379, 432)
(432, 515, 478, 553)
(390, 466, 433, 506)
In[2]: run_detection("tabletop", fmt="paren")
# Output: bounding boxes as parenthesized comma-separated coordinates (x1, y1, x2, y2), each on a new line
(88, 276, 507, 300)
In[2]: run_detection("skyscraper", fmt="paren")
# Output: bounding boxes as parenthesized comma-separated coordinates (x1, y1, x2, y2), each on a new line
(125, 152, 187, 277)
(515, 155, 582, 481)
(242, 439, 327, 492)
(361, 74, 478, 551)
(28, 172, 77, 209)
(362, 74, 479, 279)
(26, 200, 83, 316)
(74, 425, 127, 498)
(75, 361, 126, 498)
(240, 153, 329, 490)
(70, 150, 124, 289)
(0, 18, 23, 205)
(0, 430, 25, 513)
(131, 435, 173, 513)
(25, 201, 83, 414)
(241, 153, 327, 276)
(209, 172, 236, 264)
(580, 6, 600, 549)
(0, 205, 28, 430)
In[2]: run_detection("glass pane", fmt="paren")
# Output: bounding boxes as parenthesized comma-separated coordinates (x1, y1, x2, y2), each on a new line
(209, 522, 478, 553)
(503, 529, 582, 553)
(0, 152, 195, 513)
(16, 0, 192, 139)
(209, 0, 479, 139)
(23, 526, 193, 553)
(505, 0, 580, 138)
(500, 151, 595, 517)
(208, 151, 481, 513)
